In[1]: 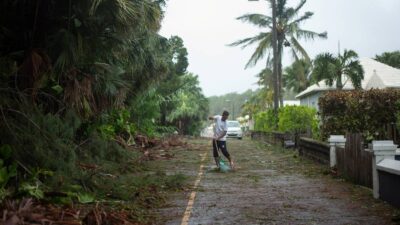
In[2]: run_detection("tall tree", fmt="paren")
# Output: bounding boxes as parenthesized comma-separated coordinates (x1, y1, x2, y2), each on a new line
(230, 0, 327, 106)
(312, 49, 364, 90)
(375, 51, 400, 69)
(271, 0, 279, 116)
(0, 0, 210, 171)
(167, 73, 209, 135)
(283, 59, 311, 93)
(157, 36, 189, 126)
(0, 0, 168, 117)
(241, 89, 273, 117)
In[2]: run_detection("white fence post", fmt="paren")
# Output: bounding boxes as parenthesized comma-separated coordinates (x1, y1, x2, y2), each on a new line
(371, 140, 397, 199)
(328, 135, 346, 168)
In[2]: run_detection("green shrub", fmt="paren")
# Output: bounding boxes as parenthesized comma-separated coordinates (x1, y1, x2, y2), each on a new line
(278, 105, 319, 137)
(0, 145, 17, 200)
(80, 132, 132, 163)
(319, 89, 400, 140)
(0, 108, 80, 173)
(254, 106, 319, 138)
(254, 109, 277, 132)
(94, 109, 136, 140)
(128, 91, 161, 137)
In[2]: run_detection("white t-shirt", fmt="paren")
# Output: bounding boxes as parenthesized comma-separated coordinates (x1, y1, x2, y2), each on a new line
(212, 115, 228, 141)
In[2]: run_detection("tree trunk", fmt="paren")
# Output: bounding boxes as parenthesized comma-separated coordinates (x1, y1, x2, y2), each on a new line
(277, 36, 284, 107)
(271, 0, 279, 120)
(178, 120, 182, 134)
(160, 106, 167, 126)
(336, 72, 343, 90)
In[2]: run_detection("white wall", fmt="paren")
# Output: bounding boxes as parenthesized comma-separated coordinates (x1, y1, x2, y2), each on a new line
(299, 92, 323, 111)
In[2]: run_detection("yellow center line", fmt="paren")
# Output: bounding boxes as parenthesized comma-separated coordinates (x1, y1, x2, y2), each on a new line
(180, 151, 208, 225)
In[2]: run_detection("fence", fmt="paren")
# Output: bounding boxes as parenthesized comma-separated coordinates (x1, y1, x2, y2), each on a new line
(251, 131, 290, 147)
(298, 137, 330, 164)
(252, 132, 374, 189)
(336, 133, 373, 188)
(387, 123, 400, 145)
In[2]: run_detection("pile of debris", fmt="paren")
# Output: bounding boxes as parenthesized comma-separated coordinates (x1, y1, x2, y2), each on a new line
(1, 198, 139, 225)
(133, 134, 188, 161)
(113, 134, 189, 161)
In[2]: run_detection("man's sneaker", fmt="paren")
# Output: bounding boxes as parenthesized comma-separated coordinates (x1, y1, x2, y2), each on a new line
(229, 160, 235, 170)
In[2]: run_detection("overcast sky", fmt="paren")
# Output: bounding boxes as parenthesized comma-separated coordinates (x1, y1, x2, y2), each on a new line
(159, 0, 400, 97)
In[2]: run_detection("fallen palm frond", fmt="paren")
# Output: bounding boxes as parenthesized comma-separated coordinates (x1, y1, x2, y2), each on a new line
(1, 198, 141, 224)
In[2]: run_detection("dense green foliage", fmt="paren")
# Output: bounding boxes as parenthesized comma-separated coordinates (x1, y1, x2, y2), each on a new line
(312, 49, 364, 90)
(283, 59, 312, 93)
(0, 0, 207, 217)
(319, 89, 400, 141)
(166, 73, 209, 135)
(241, 89, 273, 119)
(278, 105, 318, 135)
(254, 106, 319, 138)
(375, 51, 400, 69)
(254, 109, 278, 132)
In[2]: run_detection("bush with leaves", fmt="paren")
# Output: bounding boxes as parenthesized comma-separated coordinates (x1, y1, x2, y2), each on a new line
(278, 105, 318, 132)
(254, 109, 277, 132)
(0, 145, 17, 200)
(254, 106, 319, 139)
(0, 106, 79, 173)
(319, 89, 400, 141)
(94, 109, 136, 142)
(128, 89, 162, 137)
(0, 2, 202, 221)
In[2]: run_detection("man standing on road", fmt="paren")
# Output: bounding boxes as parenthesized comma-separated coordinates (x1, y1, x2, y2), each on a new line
(208, 111, 234, 170)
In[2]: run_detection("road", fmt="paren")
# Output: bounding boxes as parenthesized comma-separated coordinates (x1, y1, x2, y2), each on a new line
(155, 137, 399, 225)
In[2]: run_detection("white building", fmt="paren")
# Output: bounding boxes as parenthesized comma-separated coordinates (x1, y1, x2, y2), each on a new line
(296, 58, 400, 110)
(283, 100, 300, 106)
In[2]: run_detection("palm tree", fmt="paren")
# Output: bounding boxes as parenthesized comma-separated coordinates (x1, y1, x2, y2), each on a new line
(0, 0, 167, 117)
(166, 73, 209, 135)
(230, 0, 327, 106)
(312, 49, 364, 90)
(241, 89, 273, 118)
(255, 65, 274, 89)
(375, 51, 400, 69)
(283, 59, 312, 93)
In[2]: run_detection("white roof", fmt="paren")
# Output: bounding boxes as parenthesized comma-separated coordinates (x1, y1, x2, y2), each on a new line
(296, 58, 400, 99)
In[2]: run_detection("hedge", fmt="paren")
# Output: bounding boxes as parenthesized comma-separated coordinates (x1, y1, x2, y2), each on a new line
(254, 106, 319, 139)
(318, 89, 400, 140)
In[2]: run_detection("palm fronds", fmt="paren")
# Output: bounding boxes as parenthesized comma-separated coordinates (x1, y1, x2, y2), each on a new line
(236, 14, 272, 28)
(312, 50, 364, 89)
(231, 0, 327, 108)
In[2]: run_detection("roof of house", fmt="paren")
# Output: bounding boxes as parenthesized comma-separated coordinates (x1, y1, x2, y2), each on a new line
(295, 58, 400, 99)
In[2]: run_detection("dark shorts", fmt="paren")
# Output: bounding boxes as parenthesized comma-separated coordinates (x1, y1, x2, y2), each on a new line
(212, 140, 230, 158)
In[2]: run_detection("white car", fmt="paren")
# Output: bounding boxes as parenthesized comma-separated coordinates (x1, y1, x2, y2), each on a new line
(226, 120, 243, 139)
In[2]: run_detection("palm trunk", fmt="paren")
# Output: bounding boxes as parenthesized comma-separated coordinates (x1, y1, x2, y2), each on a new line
(336, 72, 343, 90)
(277, 36, 284, 107)
(271, 0, 279, 119)
(279, 61, 283, 107)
